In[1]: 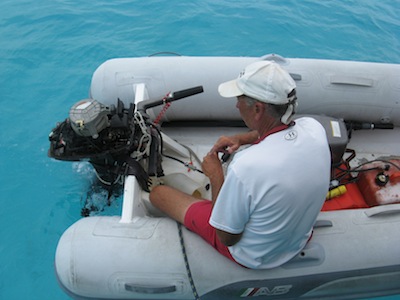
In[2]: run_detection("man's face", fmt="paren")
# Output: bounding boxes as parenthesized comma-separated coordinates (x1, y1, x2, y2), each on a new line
(236, 96, 256, 129)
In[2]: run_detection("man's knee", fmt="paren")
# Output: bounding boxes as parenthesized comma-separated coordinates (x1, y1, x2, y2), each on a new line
(149, 185, 165, 204)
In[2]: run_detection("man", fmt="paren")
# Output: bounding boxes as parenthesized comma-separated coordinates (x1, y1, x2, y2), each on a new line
(150, 61, 331, 269)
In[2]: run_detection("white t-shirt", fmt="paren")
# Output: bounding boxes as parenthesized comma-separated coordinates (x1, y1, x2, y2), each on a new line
(209, 117, 331, 269)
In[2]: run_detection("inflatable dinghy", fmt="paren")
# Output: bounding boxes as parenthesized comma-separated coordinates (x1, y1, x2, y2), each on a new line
(48, 54, 400, 300)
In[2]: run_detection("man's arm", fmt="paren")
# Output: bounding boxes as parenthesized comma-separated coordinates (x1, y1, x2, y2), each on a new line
(216, 229, 243, 246)
(202, 151, 244, 246)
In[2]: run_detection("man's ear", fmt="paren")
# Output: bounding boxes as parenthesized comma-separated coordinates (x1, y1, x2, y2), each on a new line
(254, 102, 265, 116)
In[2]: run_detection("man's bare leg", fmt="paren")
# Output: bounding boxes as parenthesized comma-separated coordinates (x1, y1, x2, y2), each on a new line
(149, 185, 204, 224)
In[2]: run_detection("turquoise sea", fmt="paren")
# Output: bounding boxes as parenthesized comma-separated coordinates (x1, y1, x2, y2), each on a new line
(1, 0, 399, 299)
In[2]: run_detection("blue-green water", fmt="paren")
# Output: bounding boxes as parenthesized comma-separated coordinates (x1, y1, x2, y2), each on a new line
(0, 1, 399, 299)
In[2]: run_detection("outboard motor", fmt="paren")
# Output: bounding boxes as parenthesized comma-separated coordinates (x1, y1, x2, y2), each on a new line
(48, 97, 152, 190)
(48, 86, 204, 192)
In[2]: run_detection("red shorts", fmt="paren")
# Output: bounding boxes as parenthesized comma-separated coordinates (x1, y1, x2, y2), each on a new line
(184, 200, 237, 263)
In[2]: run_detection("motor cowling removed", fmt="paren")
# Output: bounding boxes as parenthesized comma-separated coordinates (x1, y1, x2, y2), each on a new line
(48, 98, 152, 190)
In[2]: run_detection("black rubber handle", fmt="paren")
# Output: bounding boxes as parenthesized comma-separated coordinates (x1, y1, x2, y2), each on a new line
(125, 283, 176, 294)
(139, 86, 204, 112)
(171, 86, 204, 101)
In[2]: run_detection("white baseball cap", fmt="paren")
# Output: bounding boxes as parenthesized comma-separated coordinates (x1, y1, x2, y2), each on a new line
(218, 60, 296, 105)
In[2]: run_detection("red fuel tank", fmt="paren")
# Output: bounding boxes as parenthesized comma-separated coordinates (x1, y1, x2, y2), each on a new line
(357, 159, 400, 206)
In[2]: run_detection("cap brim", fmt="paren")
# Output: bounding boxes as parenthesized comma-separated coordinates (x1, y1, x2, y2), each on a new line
(218, 79, 243, 98)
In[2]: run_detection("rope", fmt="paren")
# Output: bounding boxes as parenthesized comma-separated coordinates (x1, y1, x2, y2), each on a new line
(132, 112, 152, 160)
(154, 92, 172, 125)
(177, 222, 201, 300)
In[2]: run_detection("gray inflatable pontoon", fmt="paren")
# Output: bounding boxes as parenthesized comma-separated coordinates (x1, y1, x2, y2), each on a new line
(49, 54, 400, 300)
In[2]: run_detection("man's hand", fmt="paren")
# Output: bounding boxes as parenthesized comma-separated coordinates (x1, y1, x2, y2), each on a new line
(202, 152, 224, 204)
(210, 135, 241, 154)
(210, 131, 259, 154)
(202, 151, 223, 179)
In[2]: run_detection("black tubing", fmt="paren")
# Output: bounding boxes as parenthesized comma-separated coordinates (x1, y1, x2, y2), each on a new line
(373, 123, 394, 129)
(347, 122, 394, 130)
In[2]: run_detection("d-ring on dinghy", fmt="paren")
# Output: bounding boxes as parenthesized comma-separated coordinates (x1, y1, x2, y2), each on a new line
(48, 54, 400, 299)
